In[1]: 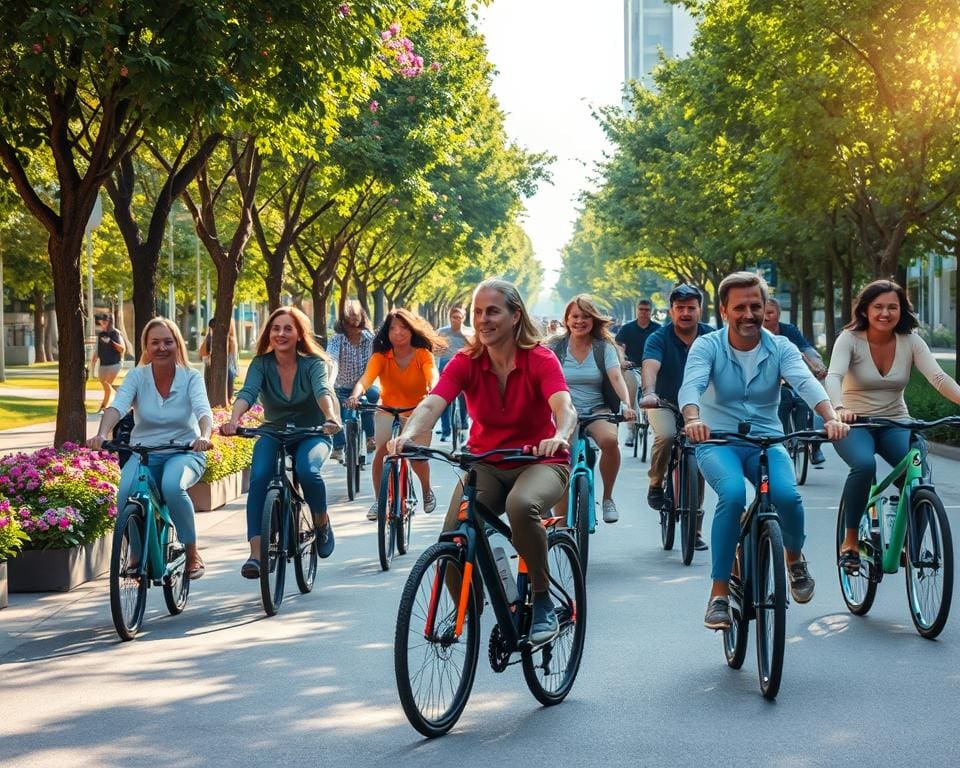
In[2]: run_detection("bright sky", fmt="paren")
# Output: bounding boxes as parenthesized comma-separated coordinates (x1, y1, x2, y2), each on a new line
(476, 1, 624, 296)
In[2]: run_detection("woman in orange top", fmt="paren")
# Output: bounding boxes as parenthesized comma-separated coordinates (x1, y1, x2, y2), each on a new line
(346, 309, 445, 520)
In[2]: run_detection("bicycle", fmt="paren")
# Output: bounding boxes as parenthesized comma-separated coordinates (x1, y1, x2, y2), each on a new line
(393, 444, 586, 737)
(235, 424, 325, 616)
(102, 441, 196, 641)
(341, 397, 368, 501)
(643, 399, 701, 565)
(567, 412, 626, 575)
(448, 393, 468, 452)
(836, 416, 959, 639)
(624, 363, 649, 460)
(703, 423, 825, 700)
(780, 383, 813, 486)
(358, 403, 417, 571)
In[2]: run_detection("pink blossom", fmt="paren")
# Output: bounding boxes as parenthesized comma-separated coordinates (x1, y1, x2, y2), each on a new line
(369, 100, 379, 112)
(389, 22, 401, 36)
(59, 519, 71, 530)
(380, 30, 392, 41)
(430, 61, 441, 72)
(338, 3, 350, 16)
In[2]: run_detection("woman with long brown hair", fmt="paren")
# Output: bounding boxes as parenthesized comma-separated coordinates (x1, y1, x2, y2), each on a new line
(222, 307, 342, 577)
(346, 308, 444, 520)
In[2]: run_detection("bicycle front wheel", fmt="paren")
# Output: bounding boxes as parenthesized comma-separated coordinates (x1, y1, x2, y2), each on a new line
(572, 475, 590, 576)
(522, 532, 587, 705)
(344, 420, 358, 501)
(162, 525, 190, 616)
(836, 500, 877, 615)
(661, 461, 677, 551)
(396, 462, 414, 556)
(723, 546, 748, 669)
(450, 398, 462, 452)
(110, 504, 148, 641)
(378, 462, 398, 571)
(395, 542, 480, 738)
(905, 489, 953, 639)
(293, 500, 318, 594)
(788, 410, 809, 486)
(755, 518, 786, 700)
(679, 452, 699, 566)
(639, 418, 649, 462)
(259, 488, 286, 616)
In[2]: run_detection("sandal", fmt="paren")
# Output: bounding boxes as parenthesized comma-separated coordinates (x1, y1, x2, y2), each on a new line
(187, 556, 205, 580)
(240, 558, 260, 579)
(838, 549, 861, 575)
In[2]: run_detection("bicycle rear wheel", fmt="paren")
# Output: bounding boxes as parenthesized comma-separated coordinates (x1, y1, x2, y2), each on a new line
(344, 420, 358, 501)
(522, 532, 587, 705)
(660, 460, 677, 551)
(162, 525, 190, 615)
(395, 542, 480, 737)
(680, 452, 699, 566)
(396, 462, 414, 556)
(723, 547, 748, 669)
(293, 499, 318, 593)
(450, 398, 462, 452)
(378, 462, 398, 570)
(572, 475, 590, 576)
(755, 518, 786, 700)
(639, 418, 649, 462)
(259, 488, 286, 616)
(110, 504, 148, 641)
(836, 500, 877, 615)
(788, 410, 809, 486)
(905, 489, 953, 639)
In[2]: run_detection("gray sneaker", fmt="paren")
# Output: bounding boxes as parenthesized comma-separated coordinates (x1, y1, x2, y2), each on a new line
(704, 596, 731, 630)
(529, 594, 559, 645)
(788, 557, 815, 604)
(602, 499, 619, 523)
(366, 502, 379, 521)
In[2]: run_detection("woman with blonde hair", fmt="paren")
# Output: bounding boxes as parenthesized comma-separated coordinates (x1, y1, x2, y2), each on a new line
(549, 294, 636, 523)
(222, 307, 342, 577)
(88, 317, 213, 579)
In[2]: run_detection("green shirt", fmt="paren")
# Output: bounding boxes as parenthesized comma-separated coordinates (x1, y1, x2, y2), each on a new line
(235, 352, 331, 428)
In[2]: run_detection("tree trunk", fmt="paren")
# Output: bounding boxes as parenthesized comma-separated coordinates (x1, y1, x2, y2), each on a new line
(31, 288, 48, 363)
(823, 251, 836, 355)
(954, 240, 960, 375)
(840, 251, 854, 323)
(374, 287, 386, 326)
(800, 277, 814, 343)
(312, 280, 328, 343)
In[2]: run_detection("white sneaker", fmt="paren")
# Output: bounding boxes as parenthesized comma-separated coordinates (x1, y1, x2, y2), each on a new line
(366, 502, 379, 521)
(602, 499, 619, 523)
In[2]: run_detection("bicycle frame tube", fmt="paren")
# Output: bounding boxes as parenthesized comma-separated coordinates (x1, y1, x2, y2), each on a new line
(865, 446, 925, 574)
(566, 435, 595, 532)
(132, 465, 170, 580)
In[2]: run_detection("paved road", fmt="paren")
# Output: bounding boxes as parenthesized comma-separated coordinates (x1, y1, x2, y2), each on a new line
(2, 433, 959, 767)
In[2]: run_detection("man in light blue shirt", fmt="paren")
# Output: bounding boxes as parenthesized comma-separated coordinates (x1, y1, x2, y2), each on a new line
(678, 272, 848, 630)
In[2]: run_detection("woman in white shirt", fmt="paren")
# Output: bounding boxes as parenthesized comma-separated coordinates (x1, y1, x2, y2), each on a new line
(89, 318, 214, 579)
(827, 280, 960, 572)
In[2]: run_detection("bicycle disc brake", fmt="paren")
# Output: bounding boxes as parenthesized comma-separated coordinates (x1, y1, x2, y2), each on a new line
(488, 625, 512, 672)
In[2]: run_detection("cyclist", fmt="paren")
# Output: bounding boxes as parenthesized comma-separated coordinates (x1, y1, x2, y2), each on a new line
(615, 299, 660, 446)
(327, 301, 379, 462)
(387, 278, 577, 645)
(436, 306, 472, 442)
(345, 308, 443, 520)
(222, 307, 342, 577)
(549, 294, 636, 523)
(88, 317, 213, 580)
(679, 272, 847, 630)
(763, 298, 828, 465)
(90, 313, 126, 413)
(638, 284, 713, 549)
(827, 279, 960, 573)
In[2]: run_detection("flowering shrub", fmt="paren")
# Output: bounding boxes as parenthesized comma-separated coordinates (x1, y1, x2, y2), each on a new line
(380, 23, 425, 78)
(0, 444, 120, 550)
(0, 505, 28, 559)
(200, 405, 263, 483)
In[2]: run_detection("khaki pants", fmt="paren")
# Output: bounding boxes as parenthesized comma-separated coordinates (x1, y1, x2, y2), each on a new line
(647, 407, 677, 489)
(442, 462, 570, 593)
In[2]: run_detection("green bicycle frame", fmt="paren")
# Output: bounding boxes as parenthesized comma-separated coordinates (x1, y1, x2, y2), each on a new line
(864, 446, 925, 575)
(128, 465, 181, 581)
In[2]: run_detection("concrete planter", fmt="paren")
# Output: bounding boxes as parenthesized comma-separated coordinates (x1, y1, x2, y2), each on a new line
(7, 536, 111, 593)
(0, 561, 8, 608)
(188, 471, 243, 512)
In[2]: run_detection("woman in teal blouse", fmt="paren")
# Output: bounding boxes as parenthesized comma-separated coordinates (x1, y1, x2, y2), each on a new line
(223, 307, 341, 577)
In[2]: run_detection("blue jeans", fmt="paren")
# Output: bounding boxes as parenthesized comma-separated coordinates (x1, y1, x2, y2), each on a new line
(833, 424, 912, 529)
(117, 451, 206, 545)
(438, 358, 467, 437)
(696, 442, 805, 582)
(778, 384, 824, 433)
(332, 385, 379, 449)
(246, 435, 331, 540)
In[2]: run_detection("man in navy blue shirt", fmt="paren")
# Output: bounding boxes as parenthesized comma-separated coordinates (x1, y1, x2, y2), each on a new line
(639, 285, 713, 549)
(616, 299, 660, 446)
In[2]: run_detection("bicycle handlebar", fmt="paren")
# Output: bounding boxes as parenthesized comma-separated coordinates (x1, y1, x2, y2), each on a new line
(235, 424, 328, 440)
(396, 443, 538, 469)
(579, 412, 628, 427)
(101, 440, 197, 455)
(357, 403, 416, 416)
(701, 429, 827, 447)
(853, 415, 960, 431)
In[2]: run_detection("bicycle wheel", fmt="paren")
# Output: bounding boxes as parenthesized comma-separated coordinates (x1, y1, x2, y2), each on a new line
(396, 462, 414, 556)
(640, 419, 649, 462)
(522, 532, 587, 705)
(162, 526, 190, 616)
(788, 410, 809, 486)
(450, 398, 462, 452)
(755, 518, 786, 700)
(378, 462, 398, 571)
(723, 547, 748, 669)
(572, 475, 591, 576)
(904, 488, 953, 639)
(259, 488, 286, 616)
(395, 542, 480, 738)
(660, 461, 677, 551)
(680, 452, 699, 566)
(836, 500, 877, 615)
(344, 420, 358, 501)
(110, 504, 148, 641)
(293, 499, 318, 593)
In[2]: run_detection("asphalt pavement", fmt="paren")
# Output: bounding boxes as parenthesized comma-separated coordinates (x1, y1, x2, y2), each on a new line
(2, 423, 960, 767)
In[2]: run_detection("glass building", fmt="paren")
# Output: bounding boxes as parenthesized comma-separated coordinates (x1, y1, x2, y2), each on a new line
(623, 0, 697, 89)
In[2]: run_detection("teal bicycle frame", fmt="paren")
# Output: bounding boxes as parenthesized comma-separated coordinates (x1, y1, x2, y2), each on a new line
(566, 431, 597, 534)
(862, 445, 925, 576)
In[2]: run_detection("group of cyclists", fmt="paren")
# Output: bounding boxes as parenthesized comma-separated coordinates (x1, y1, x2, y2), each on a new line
(87, 270, 960, 640)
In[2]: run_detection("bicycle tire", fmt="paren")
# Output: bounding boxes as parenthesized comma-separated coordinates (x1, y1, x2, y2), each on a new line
(293, 499, 318, 593)
(632, 420, 639, 459)
(395, 542, 480, 737)
(680, 452, 699, 566)
(162, 525, 190, 616)
(573, 475, 591, 576)
(451, 398, 462, 452)
(259, 488, 286, 616)
(755, 518, 786, 700)
(378, 462, 398, 571)
(723, 547, 748, 669)
(345, 420, 358, 501)
(110, 504, 148, 641)
(522, 532, 587, 705)
(905, 488, 953, 639)
(661, 461, 677, 551)
(788, 410, 809, 486)
(640, 419, 649, 462)
(836, 499, 877, 615)
(396, 462, 414, 556)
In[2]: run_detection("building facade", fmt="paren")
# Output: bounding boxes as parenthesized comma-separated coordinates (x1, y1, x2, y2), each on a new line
(624, 0, 698, 88)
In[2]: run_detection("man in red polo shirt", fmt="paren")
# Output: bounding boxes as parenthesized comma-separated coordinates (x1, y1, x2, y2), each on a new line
(389, 278, 577, 644)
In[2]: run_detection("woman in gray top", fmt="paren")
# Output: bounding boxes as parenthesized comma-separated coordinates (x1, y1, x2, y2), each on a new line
(551, 295, 636, 523)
